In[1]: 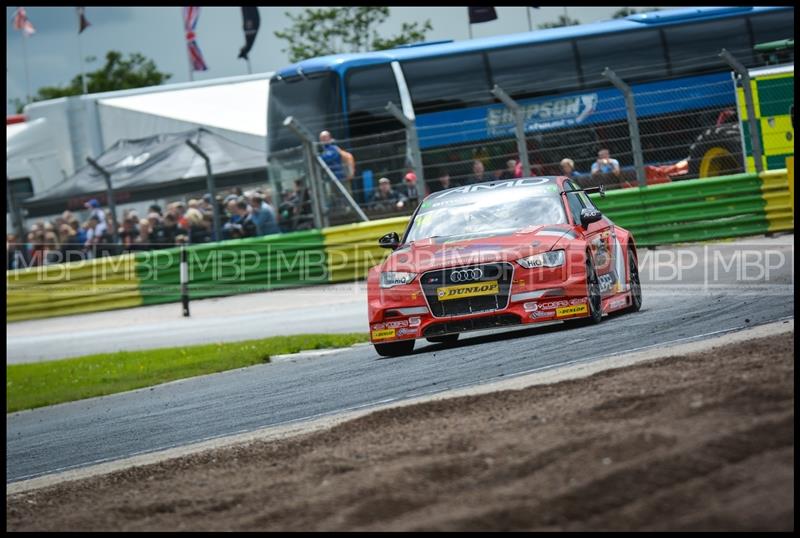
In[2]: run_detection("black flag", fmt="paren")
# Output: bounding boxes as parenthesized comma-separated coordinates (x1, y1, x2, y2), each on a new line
(238, 6, 260, 60)
(468, 7, 498, 24)
(77, 7, 91, 34)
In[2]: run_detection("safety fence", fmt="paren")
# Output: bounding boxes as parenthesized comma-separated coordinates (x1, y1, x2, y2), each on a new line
(6, 168, 793, 322)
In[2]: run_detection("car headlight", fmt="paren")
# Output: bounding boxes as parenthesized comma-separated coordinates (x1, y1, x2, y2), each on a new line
(517, 250, 565, 269)
(380, 271, 417, 288)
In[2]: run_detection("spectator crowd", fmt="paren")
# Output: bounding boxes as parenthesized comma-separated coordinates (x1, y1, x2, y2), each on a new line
(7, 184, 313, 269)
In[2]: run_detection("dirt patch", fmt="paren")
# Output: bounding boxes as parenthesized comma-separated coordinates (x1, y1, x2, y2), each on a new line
(7, 332, 794, 531)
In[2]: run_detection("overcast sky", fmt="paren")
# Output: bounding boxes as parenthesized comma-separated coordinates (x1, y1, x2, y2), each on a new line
(6, 6, 661, 115)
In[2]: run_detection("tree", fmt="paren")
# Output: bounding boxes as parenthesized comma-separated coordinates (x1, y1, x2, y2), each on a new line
(537, 14, 580, 29)
(31, 51, 171, 103)
(275, 7, 433, 63)
(612, 7, 660, 19)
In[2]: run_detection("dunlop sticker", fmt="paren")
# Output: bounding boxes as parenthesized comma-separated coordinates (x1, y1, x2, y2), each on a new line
(371, 328, 396, 340)
(436, 281, 499, 301)
(556, 304, 588, 317)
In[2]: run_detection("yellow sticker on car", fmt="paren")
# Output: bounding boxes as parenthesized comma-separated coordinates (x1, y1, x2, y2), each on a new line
(436, 281, 499, 301)
(371, 328, 396, 340)
(556, 304, 588, 317)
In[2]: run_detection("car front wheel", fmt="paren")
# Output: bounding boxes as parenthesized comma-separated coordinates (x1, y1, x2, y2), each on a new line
(569, 256, 603, 326)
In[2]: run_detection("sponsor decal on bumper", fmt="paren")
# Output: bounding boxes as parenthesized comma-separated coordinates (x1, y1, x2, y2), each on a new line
(397, 328, 417, 337)
(530, 310, 556, 319)
(371, 328, 396, 340)
(556, 304, 588, 317)
(436, 280, 499, 301)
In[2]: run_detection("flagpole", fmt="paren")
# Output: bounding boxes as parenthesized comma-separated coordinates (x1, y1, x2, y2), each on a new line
(246, 58, 252, 75)
(77, 31, 88, 94)
(526, 7, 532, 31)
(21, 32, 31, 104)
(468, 22, 472, 40)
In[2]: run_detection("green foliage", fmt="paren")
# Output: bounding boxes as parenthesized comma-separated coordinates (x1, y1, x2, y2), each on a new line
(537, 14, 581, 29)
(7, 332, 368, 412)
(32, 50, 171, 102)
(275, 7, 433, 63)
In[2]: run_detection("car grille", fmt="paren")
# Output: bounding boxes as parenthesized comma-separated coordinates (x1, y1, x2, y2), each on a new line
(422, 313, 522, 337)
(419, 262, 514, 318)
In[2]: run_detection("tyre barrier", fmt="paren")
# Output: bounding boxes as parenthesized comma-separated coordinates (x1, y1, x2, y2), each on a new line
(6, 170, 792, 322)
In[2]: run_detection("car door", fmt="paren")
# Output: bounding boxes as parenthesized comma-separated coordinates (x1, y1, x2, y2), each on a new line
(566, 189, 619, 297)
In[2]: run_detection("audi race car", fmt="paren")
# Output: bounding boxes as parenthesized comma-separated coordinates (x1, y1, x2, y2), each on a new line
(366, 176, 642, 357)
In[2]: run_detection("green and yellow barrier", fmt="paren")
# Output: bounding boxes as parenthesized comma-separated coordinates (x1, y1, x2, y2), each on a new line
(322, 216, 409, 283)
(6, 253, 141, 322)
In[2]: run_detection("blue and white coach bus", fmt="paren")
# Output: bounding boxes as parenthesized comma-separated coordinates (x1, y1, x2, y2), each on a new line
(267, 6, 794, 191)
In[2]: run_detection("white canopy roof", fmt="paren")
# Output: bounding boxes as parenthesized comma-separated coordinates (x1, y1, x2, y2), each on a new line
(98, 78, 269, 138)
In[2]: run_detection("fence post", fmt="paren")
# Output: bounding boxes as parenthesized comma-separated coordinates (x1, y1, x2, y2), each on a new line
(386, 102, 426, 187)
(720, 49, 764, 174)
(180, 244, 190, 317)
(602, 68, 646, 187)
(315, 154, 369, 222)
(86, 157, 120, 244)
(185, 139, 223, 242)
(283, 116, 326, 229)
(490, 85, 531, 178)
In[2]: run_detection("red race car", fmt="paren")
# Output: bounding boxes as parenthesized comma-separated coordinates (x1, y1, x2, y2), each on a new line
(366, 176, 642, 357)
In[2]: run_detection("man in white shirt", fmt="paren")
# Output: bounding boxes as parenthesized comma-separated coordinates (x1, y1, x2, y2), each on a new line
(591, 149, 621, 177)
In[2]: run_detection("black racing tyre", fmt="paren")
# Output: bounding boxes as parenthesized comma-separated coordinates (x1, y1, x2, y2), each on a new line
(624, 245, 643, 314)
(374, 339, 415, 357)
(570, 255, 603, 327)
(426, 334, 459, 345)
(686, 125, 743, 180)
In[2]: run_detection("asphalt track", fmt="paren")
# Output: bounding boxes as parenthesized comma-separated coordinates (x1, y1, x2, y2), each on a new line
(6, 236, 794, 483)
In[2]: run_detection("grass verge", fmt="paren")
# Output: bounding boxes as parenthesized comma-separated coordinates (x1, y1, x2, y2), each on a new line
(7, 333, 369, 413)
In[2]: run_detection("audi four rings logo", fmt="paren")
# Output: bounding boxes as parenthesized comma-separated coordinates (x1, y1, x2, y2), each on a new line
(450, 268, 484, 282)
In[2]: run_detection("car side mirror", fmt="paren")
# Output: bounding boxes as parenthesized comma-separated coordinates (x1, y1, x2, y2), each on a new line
(580, 208, 603, 228)
(378, 232, 400, 249)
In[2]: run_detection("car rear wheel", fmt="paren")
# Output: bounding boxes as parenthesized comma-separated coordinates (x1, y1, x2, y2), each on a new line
(624, 246, 643, 313)
(426, 334, 459, 345)
(374, 339, 415, 357)
(570, 256, 603, 326)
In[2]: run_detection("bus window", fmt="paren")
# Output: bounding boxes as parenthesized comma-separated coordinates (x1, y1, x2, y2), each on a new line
(267, 72, 341, 152)
(346, 63, 403, 137)
(487, 40, 580, 99)
(664, 18, 754, 76)
(748, 11, 795, 50)
(402, 53, 493, 114)
(577, 30, 667, 86)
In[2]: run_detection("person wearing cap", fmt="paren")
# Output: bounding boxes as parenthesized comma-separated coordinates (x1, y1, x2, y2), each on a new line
(398, 171, 422, 209)
(370, 177, 407, 213)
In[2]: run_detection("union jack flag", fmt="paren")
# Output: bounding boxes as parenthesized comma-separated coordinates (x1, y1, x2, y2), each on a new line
(183, 6, 208, 72)
(12, 7, 36, 36)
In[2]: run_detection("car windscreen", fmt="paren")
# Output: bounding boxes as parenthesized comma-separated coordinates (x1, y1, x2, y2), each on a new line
(405, 179, 567, 243)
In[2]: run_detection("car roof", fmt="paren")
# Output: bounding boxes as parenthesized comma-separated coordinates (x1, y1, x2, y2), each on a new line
(425, 176, 568, 200)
